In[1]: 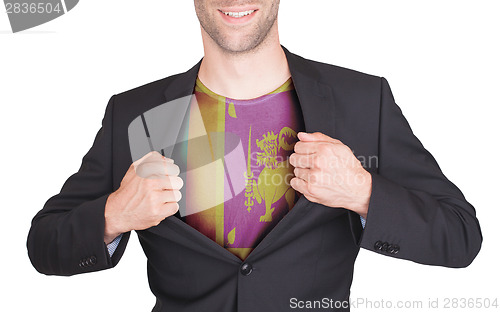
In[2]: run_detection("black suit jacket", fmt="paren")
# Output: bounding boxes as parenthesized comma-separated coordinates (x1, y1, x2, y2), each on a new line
(27, 45, 482, 311)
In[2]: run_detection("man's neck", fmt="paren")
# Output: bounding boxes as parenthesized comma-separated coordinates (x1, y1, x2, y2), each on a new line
(197, 32, 291, 100)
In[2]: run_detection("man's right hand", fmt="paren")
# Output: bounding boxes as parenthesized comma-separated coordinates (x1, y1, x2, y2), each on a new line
(103, 151, 184, 244)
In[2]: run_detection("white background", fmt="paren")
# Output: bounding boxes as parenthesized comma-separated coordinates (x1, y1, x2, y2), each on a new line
(1, 0, 499, 311)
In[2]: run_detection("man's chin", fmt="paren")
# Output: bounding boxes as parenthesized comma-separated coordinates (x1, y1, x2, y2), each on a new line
(216, 38, 263, 55)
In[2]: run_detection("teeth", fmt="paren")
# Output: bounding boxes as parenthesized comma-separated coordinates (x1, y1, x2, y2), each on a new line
(222, 10, 255, 18)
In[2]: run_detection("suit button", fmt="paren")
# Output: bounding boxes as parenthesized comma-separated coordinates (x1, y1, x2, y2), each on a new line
(381, 242, 389, 252)
(387, 244, 395, 254)
(374, 241, 383, 250)
(89, 256, 97, 265)
(240, 263, 253, 276)
(79, 258, 87, 267)
(393, 244, 400, 254)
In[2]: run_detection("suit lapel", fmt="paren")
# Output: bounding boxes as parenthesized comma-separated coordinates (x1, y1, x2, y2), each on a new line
(157, 45, 338, 261)
(163, 59, 202, 102)
(281, 45, 337, 137)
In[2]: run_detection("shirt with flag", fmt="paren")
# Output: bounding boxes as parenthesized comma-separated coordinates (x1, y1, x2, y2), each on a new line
(182, 75, 306, 261)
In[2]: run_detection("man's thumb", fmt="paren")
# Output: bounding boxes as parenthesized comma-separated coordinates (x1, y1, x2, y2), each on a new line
(297, 132, 339, 143)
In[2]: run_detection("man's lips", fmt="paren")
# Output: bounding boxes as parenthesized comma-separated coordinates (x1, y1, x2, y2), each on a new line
(218, 5, 259, 13)
(218, 9, 258, 24)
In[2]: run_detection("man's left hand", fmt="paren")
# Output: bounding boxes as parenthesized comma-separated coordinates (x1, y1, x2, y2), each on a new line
(289, 132, 372, 219)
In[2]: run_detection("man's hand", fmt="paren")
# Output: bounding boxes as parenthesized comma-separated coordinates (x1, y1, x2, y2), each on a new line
(103, 151, 184, 244)
(289, 132, 371, 219)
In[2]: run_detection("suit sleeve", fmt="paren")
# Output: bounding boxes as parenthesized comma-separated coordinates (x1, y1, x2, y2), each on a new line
(27, 95, 130, 276)
(350, 77, 482, 268)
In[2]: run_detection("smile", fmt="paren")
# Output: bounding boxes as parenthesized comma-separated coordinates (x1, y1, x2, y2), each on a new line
(220, 9, 256, 18)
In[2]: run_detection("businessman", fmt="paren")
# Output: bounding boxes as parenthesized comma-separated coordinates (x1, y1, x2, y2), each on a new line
(27, 1, 482, 311)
